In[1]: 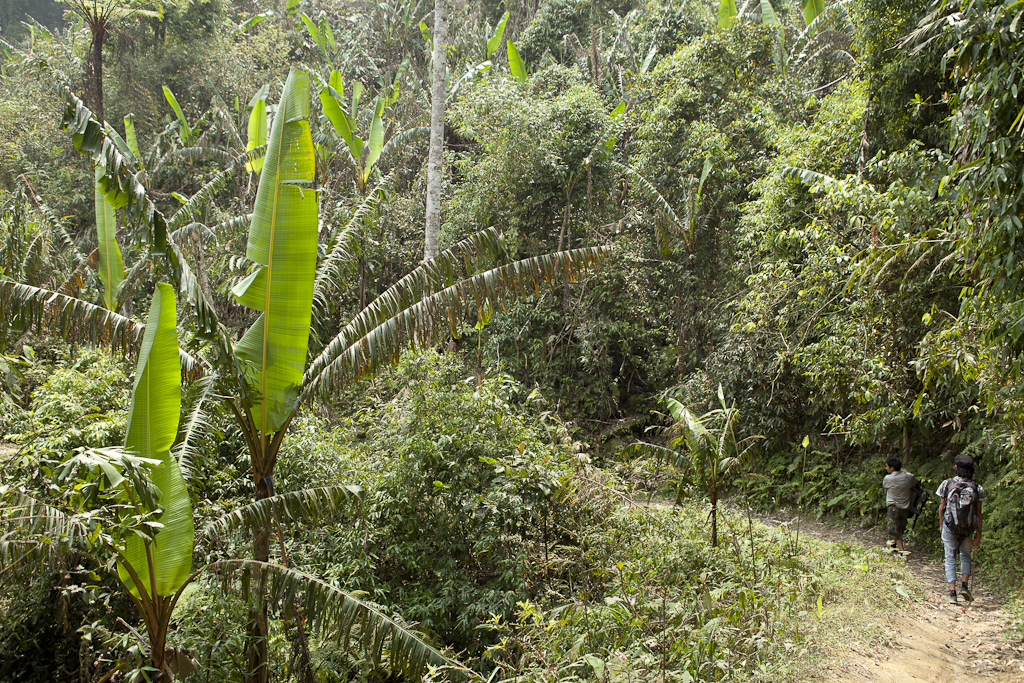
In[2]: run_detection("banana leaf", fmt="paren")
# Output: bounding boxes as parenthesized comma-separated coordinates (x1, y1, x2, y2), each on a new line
(117, 283, 194, 599)
(801, 0, 826, 30)
(718, 0, 738, 29)
(507, 41, 527, 82)
(246, 98, 267, 173)
(233, 68, 318, 434)
(94, 164, 124, 311)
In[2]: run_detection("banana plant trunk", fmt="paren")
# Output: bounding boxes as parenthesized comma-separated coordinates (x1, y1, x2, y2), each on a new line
(243, 427, 289, 683)
(247, 459, 273, 683)
(247, 547, 271, 683)
(424, 0, 448, 262)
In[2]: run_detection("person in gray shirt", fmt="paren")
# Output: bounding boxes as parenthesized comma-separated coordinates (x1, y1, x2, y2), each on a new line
(883, 457, 916, 553)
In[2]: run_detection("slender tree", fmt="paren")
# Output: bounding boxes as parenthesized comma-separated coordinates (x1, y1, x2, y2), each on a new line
(61, 0, 168, 122)
(424, 0, 448, 262)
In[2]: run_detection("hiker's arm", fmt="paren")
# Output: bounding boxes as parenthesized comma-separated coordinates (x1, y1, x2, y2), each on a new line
(938, 498, 945, 531)
(973, 503, 982, 549)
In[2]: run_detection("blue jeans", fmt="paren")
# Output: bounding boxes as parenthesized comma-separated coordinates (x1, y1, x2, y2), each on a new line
(941, 525, 973, 584)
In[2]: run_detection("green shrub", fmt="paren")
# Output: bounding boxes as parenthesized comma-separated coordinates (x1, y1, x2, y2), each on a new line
(359, 351, 579, 654)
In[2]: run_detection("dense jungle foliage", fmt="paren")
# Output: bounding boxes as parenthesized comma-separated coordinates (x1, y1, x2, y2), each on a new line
(0, 0, 1023, 679)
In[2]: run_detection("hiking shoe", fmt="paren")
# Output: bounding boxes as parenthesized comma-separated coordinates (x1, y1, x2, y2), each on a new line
(960, 585, 973, 602)
(948, 590, 958, 604)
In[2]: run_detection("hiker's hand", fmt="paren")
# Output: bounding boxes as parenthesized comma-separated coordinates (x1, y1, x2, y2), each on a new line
(972, 536, 980, 549)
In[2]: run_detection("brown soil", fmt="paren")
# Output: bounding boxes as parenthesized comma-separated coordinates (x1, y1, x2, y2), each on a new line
(759, 511, 1024, 683)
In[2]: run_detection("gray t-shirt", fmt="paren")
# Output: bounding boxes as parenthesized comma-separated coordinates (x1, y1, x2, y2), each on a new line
(883, 470, 916, 509)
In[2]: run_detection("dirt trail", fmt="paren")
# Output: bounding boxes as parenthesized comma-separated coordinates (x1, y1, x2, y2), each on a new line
(759, 512, 1024, 683)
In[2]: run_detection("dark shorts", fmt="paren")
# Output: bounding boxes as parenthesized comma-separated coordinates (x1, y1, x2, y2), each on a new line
(887, 504, 910, 540)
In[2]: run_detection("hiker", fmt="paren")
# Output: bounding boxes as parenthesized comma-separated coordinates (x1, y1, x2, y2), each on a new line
(936, 454, 985, 603)
(882, 457, 916, 553)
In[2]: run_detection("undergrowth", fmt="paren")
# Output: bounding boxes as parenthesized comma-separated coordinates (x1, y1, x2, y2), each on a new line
(483, 493, 915, 682)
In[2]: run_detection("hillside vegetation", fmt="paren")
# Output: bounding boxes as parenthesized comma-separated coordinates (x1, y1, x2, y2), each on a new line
(0, 0, 1021, 680)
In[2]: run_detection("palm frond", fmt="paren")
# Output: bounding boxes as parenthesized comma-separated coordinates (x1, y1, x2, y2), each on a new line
(173, 373, 217, 481)
(211, 214, 253, 236)
(171, 221, 217, 244)
(209, 560, 477, 682)
(16, 178, 94, 289)
(166, 152, 251, 233)
(303, 243, 609, 400)
(0, 487, 93, 575)
(376, 127, 429, 167)
(781, 166, 836, 186)
(613, 162, 683, 226)
(61, 86, 171, 255)
(60, 85, 246, 277)
(0, 281, 143, 352)
(312, 174, 397, 322)
(202, 485, 364, 539)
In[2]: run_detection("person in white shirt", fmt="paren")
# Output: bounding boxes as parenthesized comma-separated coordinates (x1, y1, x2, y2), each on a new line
(936, 453, 985, 603)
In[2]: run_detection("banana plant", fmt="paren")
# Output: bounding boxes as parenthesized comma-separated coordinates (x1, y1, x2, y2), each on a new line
(621, 387, 760, 547)
(112, 282, 193, 677)
(0, 283, 192, 680)
(507, 40, 528, 83)
(450, 13, 528, 93)
(300, 11, 336, 64)
(319, 72, 390, 194)
(0, 284, 461, 681)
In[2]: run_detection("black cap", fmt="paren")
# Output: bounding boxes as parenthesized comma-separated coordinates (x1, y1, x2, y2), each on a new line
(954, 453, 974, 467)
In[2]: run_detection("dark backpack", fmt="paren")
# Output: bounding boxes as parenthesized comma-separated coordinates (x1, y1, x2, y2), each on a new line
(907, 481, 926, 517)
(943, 479, 979, 540)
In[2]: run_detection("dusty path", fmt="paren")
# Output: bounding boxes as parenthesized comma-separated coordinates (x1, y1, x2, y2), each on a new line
(759, 511, 1024, 682)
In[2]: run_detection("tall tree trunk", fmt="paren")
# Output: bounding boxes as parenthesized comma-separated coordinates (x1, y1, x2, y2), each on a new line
(85, 24, 105, 123)
(423, 0, 448, 263)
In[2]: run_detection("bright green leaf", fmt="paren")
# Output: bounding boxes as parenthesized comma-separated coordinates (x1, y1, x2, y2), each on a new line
(718, 0, 738, 29)
(246, 98, 267, 173)
(162, 86, 193, 145)
(124, 114, 143, 170)
(487, 11, 509, 57)
(117, 284, 193, 600)
(94, 164, 124, 311)
(233, 68, 319, 434)
(507, 41, 527, 83)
